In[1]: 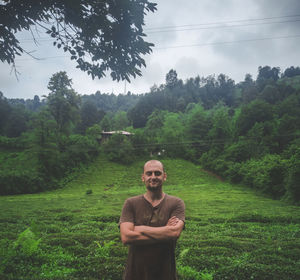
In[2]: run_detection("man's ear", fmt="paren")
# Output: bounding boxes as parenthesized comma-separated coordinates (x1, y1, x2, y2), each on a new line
(141, 174, 145, 182)
(163, 173, 167, 181)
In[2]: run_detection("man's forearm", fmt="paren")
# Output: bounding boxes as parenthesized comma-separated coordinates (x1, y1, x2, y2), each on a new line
(120, 218, 184, 245)
(121, 226, 161, 245)
(135, 223, 183, 240)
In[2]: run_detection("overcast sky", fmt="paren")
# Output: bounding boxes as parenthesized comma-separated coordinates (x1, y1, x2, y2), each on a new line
(1, 0, 300, 99)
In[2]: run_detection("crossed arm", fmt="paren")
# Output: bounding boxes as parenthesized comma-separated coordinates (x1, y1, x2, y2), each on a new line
(120, 216, 184, 245)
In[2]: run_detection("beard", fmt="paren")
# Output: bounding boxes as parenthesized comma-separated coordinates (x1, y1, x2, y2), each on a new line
(146, 179, 162, 192)
(147, 186, 160, 192)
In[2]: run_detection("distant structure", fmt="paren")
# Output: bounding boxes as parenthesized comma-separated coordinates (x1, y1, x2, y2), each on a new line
(100, 131, 133, 143)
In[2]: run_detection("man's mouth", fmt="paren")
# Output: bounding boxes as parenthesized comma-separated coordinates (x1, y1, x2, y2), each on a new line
(149, 180, 159, 184)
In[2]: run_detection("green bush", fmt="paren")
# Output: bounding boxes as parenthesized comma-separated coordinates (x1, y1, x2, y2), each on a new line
(102, 133, 135, 164)
(224, 161, 242, 183)
(239, 154, 287, 198)
(130, 128, 150, 156)
(199, 149, 219, 171)
(284, 146, 300, 203)
(177, 265, 202, 280)
(223, 139, 262, 162)
(0, 135, 25, 149)
(214, 262, 300, 280)
(0, 133, 99, 195)
(14, 228, 41, 257)
(0, 169, 48, 195)
(63, 134, 99, 166)
(176, 248, 214, 280)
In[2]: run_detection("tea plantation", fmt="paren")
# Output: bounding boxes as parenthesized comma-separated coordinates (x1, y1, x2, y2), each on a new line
(1, 158, 300, 279)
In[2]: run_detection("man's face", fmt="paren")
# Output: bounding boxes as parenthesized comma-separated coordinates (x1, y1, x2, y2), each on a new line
(142, 161, 166, 192)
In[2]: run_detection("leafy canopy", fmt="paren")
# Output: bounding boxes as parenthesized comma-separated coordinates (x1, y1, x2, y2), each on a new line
(0, 0, 157, 81)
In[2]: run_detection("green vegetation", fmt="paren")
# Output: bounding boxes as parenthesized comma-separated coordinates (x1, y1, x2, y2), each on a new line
(1, 66, 300, 278)
(2, 2, 300, 276)
(2, 66, 300, 202)
(1, 0, 157, 81)
(1, 158, 300, 279)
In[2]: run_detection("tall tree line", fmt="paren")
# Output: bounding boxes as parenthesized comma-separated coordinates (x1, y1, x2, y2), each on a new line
(1, 66, 300, 203)
(121, 66, 300, 203)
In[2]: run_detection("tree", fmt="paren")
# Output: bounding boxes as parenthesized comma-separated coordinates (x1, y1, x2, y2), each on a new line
(236, 99, 274, 136)
(240, 74, 259, 104)
(46, 72, 81, 135)
(166, 69, 179, 89)
(257, 66, 280, 81)
(32, 95, 41, 111)
(102, 133, 134, 164)
(144, 109, 167, 151)
(127, 95, 155, 128)
(145, 109, 165, 134)
(284, 144, 300, 203)
(112, 111, 130, 130)
(199, 75, 218, 109)
(78, 101, 104, 134)
(0, 0, 157, 81)
(243, 73, 255, 87)
(256, 66, 280, 90)
(159, 112, 185, 157)
(0, 92, 11, 135)
(31, 109, 61, 178)
(282, 66, 300, 78)
(208, 103, 232, 145)
(185, 104, 211, 159)
(5, 105, 30, 137)
(216, 74, 235, 107)
(260, 85, 281, 104)
(100, 114, 112, 131)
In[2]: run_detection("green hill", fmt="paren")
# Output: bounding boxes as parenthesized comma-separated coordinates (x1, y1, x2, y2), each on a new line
(1, 158, 300, 279)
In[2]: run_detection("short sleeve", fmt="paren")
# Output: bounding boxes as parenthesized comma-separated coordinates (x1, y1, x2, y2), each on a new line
(119, 199, 135, 226)
(170, 198, 185, 223)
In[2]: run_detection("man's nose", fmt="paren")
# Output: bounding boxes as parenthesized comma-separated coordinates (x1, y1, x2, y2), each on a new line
(150, 172, 157, 178)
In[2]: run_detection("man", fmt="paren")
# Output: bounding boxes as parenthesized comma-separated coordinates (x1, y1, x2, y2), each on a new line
(119, 160, 185, 280)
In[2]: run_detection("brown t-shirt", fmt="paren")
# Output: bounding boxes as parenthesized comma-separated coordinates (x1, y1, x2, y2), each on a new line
(119, 194, 185, 280)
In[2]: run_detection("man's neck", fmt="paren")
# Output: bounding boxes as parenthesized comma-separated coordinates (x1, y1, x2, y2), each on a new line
(144, 190, 165, 205)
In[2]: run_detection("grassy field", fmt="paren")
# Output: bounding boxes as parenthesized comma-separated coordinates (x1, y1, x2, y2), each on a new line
(0, 157, 300, 279)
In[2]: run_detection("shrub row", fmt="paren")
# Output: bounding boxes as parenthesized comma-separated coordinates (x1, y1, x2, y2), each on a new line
(0, 170, 53, 195)
(0, 135, 99, 195)
(200, 146, 300, 203)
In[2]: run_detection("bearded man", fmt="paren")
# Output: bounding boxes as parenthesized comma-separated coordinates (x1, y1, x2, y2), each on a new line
(119, 160, 185, 280)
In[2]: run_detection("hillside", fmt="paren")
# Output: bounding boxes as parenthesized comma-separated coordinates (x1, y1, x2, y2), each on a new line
(1, 158, 300, 279)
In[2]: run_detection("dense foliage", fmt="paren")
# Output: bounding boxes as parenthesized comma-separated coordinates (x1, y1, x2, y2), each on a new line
(0, 159, 299, 279)
(0, 72, 100, 195)
(1, 66, 300, 279)
(1, 66, 300, 203)
(124, 67, 300, 203)
(0, 0, 156, 80)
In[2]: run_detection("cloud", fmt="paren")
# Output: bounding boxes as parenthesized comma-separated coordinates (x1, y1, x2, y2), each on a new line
(252, 0, 300, 33)
(175, 56, 200, 78)
(1, 0, 300, 99)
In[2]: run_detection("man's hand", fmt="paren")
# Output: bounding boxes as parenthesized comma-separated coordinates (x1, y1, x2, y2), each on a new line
(120, 217, 185, 245)
(120, 222, 155, 245)
(167, 216, 180, 226)
(134, 217, 184, 241)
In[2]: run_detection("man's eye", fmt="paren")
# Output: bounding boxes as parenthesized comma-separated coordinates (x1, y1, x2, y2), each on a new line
(146, 171, 162, 176)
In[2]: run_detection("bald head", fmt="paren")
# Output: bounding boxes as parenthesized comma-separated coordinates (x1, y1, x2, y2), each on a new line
(142, 160, 166, 191)
(143, 160, 164, 172)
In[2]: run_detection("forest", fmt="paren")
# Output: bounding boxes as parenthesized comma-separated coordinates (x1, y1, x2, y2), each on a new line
(1, 66, 300, 279)
(1, 65, 300, 203)
(1, 1, 300, 278)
